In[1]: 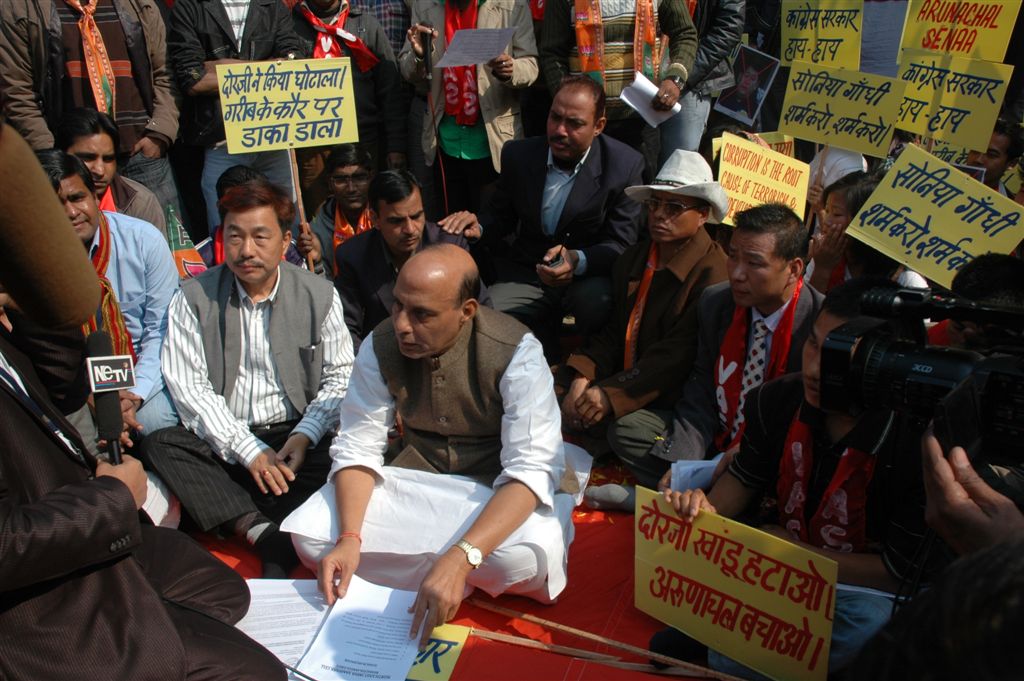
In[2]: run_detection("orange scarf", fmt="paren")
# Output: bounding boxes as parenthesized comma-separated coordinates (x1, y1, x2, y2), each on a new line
(297, 2, 381, 71)
(714, 279, 803, 452)
(623, 242, 658, 370)
(64, 0, 116, 116)
(444, 0, 480, 126)
(82, 213, 136, 360)
(331, 205, 373, 274)
(573, 0, 657, 84)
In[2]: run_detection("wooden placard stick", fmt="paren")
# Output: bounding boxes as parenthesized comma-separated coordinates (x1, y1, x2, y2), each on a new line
(467, 599, 744, 681)
(470, 628, 706, 677)
(288, 147, 316, 271)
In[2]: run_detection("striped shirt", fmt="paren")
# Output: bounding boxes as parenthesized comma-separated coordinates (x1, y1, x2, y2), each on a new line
(221, 0, 251, 44)
(162, 269, 354, 466)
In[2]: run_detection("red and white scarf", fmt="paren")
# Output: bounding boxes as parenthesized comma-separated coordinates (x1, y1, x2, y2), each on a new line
(714, 279, 803, 451)
(444, 0, 480, 126)
(776, 414, 876, 553)
(298, 2, 380, 72)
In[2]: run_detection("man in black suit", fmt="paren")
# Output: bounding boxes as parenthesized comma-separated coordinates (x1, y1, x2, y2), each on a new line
(334, 170, 486, 349)
(0, 123, 281, 680)
(586, 204, 824, 509)
(442, 75, 644, 357)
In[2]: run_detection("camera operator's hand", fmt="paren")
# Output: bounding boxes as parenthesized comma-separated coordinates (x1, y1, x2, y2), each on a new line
(922, 433, 1024, 555)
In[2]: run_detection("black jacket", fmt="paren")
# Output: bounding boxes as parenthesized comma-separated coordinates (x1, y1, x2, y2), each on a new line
(687, 0, 746, 96)
(291, 5, 406, 153)
(168, 0, 303, 147)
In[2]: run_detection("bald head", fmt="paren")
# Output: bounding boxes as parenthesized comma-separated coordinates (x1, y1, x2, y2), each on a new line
(391, 244, 480, 359)
(399, 244, 480, 306)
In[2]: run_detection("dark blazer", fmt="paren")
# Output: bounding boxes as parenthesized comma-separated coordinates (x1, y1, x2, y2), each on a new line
(0, 314, 251, 680)
(334, 223, 489, 349)
(479, 134, 644, 277)
(651, 280, 824, 462)
(563, 228, 728, 417)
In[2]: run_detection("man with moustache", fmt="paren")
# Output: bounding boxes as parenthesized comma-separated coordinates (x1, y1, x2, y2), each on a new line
(446, 76, 644, 357)
(555, 150, 728, 507)
(605, 204, 823, 494)
(334, 169, 486, 349)
(36, 149, 179, 436)
(142, 180, 354, 577)
(285, 245, 586, 645)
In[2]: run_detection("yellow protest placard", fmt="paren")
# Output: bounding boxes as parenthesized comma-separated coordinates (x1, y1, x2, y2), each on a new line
(634, 487, 837, 681)
(718, 133, 810, 226)
(929, 139, 971, 166)
(848, 144, 1023, 288)
(1004, 167, 1022, 196)
(896, 49, 1012, 151)
(779, 62, 904, 157)
(899, 0, 1020, 62)
(781, 0, 863, 69)
(407, 624, 470, 681)
(712, 132, 796, 162)
(217, 58, 359, 154)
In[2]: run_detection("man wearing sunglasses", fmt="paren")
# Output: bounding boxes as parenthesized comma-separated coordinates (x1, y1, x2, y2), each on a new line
(556, 150, 727, 509)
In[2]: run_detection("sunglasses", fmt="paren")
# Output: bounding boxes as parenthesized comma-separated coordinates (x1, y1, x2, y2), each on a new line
(642, 197, 703, 218)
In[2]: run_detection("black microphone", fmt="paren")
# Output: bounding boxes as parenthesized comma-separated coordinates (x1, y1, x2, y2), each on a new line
(87, 331, 124, 464)
(421, 22, 434, 80)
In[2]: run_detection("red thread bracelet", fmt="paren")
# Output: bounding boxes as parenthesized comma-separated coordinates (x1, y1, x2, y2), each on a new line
(337, 531, 362, 545)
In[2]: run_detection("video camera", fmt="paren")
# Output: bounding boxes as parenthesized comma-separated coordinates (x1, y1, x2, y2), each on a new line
(820, 288, 1024, 467)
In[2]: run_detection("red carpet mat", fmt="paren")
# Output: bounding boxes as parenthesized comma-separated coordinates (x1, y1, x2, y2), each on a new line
(202, 465, 705, 680)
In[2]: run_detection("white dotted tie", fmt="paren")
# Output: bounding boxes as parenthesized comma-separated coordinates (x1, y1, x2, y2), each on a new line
(731, 319, 769, 440)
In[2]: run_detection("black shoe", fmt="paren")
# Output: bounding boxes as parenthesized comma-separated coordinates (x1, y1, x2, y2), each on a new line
(255, 528, 299, 579)
(649, 627, 708, 669)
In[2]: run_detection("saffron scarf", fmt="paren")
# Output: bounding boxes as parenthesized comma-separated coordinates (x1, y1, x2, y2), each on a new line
(623, 242, 658, 370)
(298, 2, 381, 72)
(82, 213, 136, 359)
(64, 0, 116, 116)
(444, 0, 480, 126)
(331, 205, 374, 275)
(572, 0, 657, 84)
(714, 278, 803, 451)
(776, 414, 876, 553)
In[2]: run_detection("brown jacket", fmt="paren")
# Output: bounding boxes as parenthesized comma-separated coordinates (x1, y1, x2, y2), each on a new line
(111, 174, 168, 237)
(0, 0, 179, 150)
(564, 227, 727, 418)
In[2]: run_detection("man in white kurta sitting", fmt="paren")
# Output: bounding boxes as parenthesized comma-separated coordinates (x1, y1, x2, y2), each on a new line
(284, 244, 588, 643)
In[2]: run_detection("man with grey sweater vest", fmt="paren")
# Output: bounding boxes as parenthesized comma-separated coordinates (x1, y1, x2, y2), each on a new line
(142, 180, 354, 577)
(284, 245, 589, 644)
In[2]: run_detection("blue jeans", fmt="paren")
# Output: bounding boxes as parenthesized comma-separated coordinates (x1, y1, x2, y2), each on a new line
(708, 590, 894, 679)
(136, 384, 180, 436)
(201, 147, 294, 231)
(658, 90, 712, 165)
(122, 151, 186, 227)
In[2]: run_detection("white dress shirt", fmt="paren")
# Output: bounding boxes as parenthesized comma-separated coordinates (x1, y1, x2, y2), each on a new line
(162, 269, 354, 466)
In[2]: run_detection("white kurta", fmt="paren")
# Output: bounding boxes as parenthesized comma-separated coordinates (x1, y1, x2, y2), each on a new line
(283, 333, 591, 601)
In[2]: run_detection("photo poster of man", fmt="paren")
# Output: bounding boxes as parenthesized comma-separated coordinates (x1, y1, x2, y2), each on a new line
(714, 44, 781, 127)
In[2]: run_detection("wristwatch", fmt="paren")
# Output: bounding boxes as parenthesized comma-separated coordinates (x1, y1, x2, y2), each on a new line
(454, 539, 483, 569)
(666, 74, 685, 91)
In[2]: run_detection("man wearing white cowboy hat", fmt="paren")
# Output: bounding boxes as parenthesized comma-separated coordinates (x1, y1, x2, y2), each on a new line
(555, 150, 728, 507)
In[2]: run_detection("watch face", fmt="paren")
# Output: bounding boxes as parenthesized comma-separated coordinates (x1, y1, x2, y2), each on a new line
(467, 547, 483, 566)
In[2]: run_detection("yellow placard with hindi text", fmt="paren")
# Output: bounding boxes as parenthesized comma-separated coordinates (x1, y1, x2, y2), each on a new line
(779, 62, 904, 157)
(848, 144, 1023, 289)
(217, 58, 358, 154)
(896, 49, 1012, 151)
(407, 624, 470, 681)
(634, 487, 837, 681)
(718, 133, 810, 226)
(928, 139, 972, 166)
(781, 0, 863, 68)
(899, 0, 1020, 62)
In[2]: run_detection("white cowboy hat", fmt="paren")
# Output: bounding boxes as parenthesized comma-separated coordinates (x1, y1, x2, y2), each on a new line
(625, 150, 730, 224)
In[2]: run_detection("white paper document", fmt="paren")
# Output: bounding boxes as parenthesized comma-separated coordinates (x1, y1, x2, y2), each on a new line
(669, 452, 723, 492)
(297, 575, 421, 681)
(620, 72, 682, 128)
(435, 28, 516, 68)
(236, 579, 329, 668)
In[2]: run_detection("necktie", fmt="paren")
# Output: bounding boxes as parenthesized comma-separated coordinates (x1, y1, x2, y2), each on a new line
(0, 364, 87, 463)
(730, 319, 769, 441)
